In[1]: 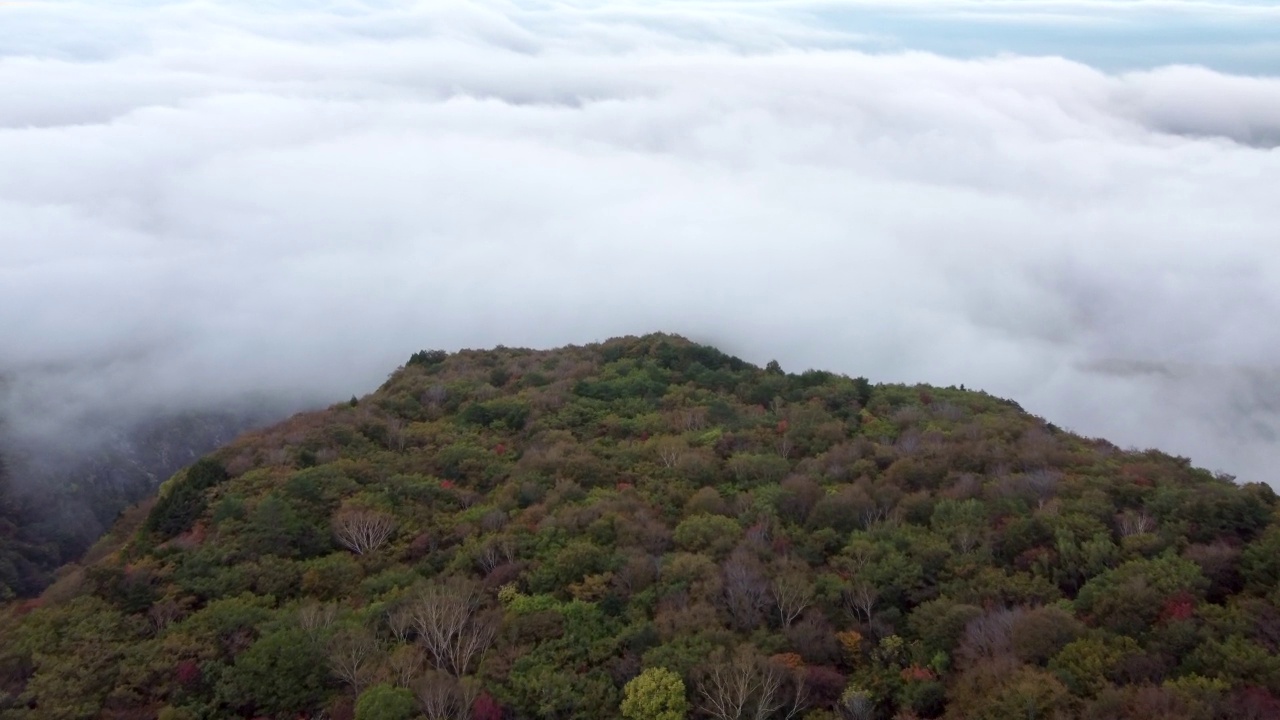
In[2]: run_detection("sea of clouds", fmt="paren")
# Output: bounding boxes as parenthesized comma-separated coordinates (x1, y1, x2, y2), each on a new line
(2, 0, 1279, 483)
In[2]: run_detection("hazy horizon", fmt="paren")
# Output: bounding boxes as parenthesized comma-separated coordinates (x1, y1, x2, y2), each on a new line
(2, 0, 1279, 485)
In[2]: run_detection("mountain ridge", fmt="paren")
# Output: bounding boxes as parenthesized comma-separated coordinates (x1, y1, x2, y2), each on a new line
(2, 333, 1277, 720)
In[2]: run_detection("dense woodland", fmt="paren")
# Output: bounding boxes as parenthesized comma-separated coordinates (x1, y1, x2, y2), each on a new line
(3, 333, 1279, 720)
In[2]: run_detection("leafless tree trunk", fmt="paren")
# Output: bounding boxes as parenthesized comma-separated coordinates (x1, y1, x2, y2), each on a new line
(680, 408, 708, 431)
(299, 601, 338, 638)
(474, 539, 515, 575)
(416, 670, 461, 720)
(387, 605, 416, 644)
(953, 525, 982, 554)
(775, 434, 794, 459)
(1026, 467, 1061, 508)
(771, 559, 815, 629)
(860, 505, 896, 530)
(838, 689, 876, 720)
(722, 551, 769, 631)
(957, 607, 1021, 668)
(333, 507, 397, 555)
(699, 648, 785, 720)
(842, 582, 878, 623)
(388, 643, 424, 688)
(1117, 509, 1155, 537)
(148, 597, 185, 632)
(782, 667, 813, 720)
(653, 436, 688, 469)
(386, 417, 406, 451)
(408, 579, 497, 676)
(328, 626, 382, 692)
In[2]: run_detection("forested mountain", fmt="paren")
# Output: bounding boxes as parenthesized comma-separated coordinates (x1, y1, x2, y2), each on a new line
(0, 409, 283, 600)
(2, 334, 1278, 720)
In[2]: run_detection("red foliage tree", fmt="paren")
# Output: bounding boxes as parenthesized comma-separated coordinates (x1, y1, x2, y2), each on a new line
(1159, 591, 1196, 622)
(473, 691, 503, 720)
(175, 660, 201, 686)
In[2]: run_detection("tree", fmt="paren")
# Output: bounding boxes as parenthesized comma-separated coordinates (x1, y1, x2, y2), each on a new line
(216, 628, 328, 717)
(333, 507, 397, 555)
(771, 558, 815, 629)
(1048, 634, 1140, 696)
(698, 647, 785, 720)
(408, 578, 497, 676)
(356, 684, 417, 720)
(723, 550, 769, 631)
(414, 671, 464, 720)
(329, 626, 382, 692)
(145, 458, 228, 539)
(842, 581, 878, 623)
(652, 436, 689, 469)
(621, 667, 688, 720)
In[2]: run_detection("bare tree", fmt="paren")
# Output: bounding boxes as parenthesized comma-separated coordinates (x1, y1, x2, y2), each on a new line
(679, 407, 709, 431)
(147, 597, 185, 632)
(386, 417, 406, 451)
(782, 667, 813, 720)
(837, 689, 876, 720)
(328, 626, 382, 692)
(722, 550, 769, 631)
(956, 607, 1021, 668)
(474, 539, 515, 575)
(699, 648, 786, 720)
(842, 582, 878, 623)
(775, 434, 794, 460)
(416, 670, 461, 720)
(299, 601, 339, 638)
(860, 505, 897, 530)
(408, 579, 497, 676)
(415, 671, 480, 720)
(654, 436, 688, 469)
(1025, 468, 1061, 508)
(388, 643, 425, 688)
(387, 604, 416, 644)
(771, 559, 815, 629)
(1117, 509, 1156, 537)
(333, 507, 397, 555)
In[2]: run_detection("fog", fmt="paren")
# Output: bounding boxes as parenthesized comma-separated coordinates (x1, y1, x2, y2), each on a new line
(2, 0, 1279, 484)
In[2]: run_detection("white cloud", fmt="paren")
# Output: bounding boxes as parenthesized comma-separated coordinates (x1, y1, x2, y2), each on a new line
(2, 0, 1279, 483)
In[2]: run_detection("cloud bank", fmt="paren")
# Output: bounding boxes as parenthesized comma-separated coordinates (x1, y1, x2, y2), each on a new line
(2, 0, 1279, 483)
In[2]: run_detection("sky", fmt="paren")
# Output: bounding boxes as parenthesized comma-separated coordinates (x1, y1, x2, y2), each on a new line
(1, 0, 1279, 484)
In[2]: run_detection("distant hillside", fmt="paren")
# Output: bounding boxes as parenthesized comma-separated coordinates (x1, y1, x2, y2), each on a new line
(2, 334, 1278, 720)
(0, 408, 282, 600)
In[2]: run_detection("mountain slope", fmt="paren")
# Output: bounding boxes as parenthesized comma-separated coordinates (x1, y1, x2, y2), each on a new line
(0, 408, 283, 600)
(2, 333, 1278, 720)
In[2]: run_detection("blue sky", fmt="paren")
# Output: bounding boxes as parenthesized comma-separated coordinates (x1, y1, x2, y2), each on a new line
(799, 0, 1280, 74)
(4, 0, 1279, 74)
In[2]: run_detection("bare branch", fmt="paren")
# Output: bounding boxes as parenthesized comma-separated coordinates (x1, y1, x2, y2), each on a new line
(327, 626, 382, 692)
(299, 601, 339, 638)
(771, 559, 815, 629)
(408, 579, 497, 677)
(841, 582, 878, 623)
(333, 507, 397, 555)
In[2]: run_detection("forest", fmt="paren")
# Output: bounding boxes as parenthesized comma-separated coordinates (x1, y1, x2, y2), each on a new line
(2, 333, 1278, 720)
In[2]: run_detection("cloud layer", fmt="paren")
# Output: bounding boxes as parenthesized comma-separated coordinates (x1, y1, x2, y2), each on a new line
(2, 0, 1279, 483)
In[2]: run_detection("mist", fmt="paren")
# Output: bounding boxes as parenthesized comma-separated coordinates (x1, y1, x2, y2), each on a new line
(2, 0, 1279, 485)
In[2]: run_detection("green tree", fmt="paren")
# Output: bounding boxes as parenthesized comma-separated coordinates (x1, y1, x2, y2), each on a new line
(621, 667, 688, 720)
(145, 457, 228, 539)
(355, 684, 417, 720)
(216, 628, 328, 718)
